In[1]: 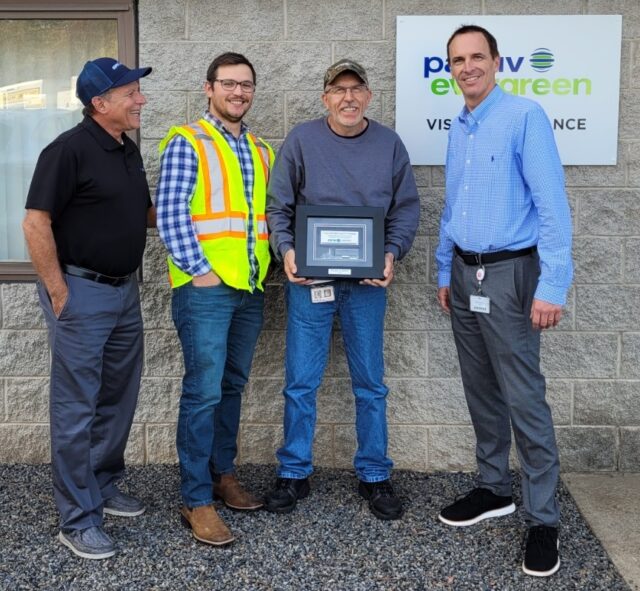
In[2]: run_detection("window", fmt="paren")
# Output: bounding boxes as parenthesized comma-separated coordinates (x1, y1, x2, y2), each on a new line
(0, 1, 136, 280)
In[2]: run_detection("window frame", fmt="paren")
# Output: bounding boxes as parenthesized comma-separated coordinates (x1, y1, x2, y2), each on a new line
(0, 0, 137, 281)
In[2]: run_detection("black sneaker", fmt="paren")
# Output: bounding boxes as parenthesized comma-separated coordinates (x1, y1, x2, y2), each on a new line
(438, 487, 515, 526)
(263, 477, 310, 514)
(523, 525, 560, 577)
(358, 479, 403, 521)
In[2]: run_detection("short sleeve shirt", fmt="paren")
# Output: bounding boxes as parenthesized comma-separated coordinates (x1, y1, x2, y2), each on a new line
(26, 116, 151, 276)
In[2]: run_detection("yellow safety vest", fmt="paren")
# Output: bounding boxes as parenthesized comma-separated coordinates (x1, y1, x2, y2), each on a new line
(158, 119, 275, 291)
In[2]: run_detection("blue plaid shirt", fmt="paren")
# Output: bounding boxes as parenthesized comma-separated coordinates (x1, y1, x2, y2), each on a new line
(436, 86, 573, 305)
(156, 111, 258, 289)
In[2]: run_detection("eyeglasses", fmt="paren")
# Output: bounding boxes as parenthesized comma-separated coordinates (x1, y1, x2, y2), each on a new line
(213, 79, 256, 93)
(325, 84, 368, 97)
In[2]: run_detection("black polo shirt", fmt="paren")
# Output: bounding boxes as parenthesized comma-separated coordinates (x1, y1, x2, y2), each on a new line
(26, 116, 151, 276)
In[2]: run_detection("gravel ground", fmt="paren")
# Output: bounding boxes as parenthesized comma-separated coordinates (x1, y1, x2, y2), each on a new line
(0, 464, 629, 591)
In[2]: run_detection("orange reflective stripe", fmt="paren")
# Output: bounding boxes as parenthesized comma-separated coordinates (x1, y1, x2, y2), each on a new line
(181, 121, 230, 215)
(192, 212, 228, 221)
(209, 138, 231, 212)
(198, 231, 247, 240)
(193, 122, 226, 213)
(248, 133, 270, 185)
(199, 119, 235, 213)
(191, 211, 246, 222)
(256, 211, 268, 240)
(182, 126, 213, 215)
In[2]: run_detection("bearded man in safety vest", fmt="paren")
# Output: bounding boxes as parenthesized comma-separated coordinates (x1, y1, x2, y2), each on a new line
(156, 52, 274, 546)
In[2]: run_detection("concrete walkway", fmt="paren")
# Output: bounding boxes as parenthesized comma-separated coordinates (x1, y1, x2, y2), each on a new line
(563, 473, 640, 591)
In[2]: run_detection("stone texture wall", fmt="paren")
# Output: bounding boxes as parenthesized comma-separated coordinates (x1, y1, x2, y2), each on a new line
(1, 0, 639, 472)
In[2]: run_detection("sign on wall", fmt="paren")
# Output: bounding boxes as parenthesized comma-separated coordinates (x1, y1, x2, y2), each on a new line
(395, 15, 622, 165)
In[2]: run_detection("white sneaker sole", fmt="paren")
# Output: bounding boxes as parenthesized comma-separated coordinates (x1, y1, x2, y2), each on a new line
(103, 506, 146, 517)
(438, 502, 516, 527)
(522, 541, 560, 577)
(58, 532, 115, 560)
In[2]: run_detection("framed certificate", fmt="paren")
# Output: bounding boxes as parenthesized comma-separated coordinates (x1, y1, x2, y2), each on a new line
(294, 205, 385, 279)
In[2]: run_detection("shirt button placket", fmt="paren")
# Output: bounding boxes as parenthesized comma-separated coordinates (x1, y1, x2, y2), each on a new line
(462, 133, 474, 247)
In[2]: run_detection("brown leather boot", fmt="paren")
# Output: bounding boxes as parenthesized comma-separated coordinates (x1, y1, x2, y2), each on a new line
(213, 473, 263, 510)
(180, 505, 235, 546)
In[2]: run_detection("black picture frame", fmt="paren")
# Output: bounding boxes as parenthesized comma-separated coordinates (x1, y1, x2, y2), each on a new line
(294, 205, 385, 279)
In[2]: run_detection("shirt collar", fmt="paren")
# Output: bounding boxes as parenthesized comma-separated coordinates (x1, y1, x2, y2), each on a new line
(203, 110, 248, 137)
(82, 116, 127, 151)
(457, 85, 503, 130)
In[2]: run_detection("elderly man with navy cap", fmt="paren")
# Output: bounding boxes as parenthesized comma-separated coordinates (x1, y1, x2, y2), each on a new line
(23, 58, 155, 560)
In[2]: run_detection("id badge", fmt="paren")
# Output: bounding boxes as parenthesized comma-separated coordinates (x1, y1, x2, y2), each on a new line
(470, 294, 490, 314)
(311, 285, 335, 303)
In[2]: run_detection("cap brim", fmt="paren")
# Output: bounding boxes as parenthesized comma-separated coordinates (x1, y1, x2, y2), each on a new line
(325, 66, 366, 87)
(111, 66, 152, 90)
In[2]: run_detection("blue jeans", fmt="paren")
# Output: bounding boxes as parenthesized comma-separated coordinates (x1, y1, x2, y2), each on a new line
(172, 281, 264, 507)
(277, 281, 393, 483)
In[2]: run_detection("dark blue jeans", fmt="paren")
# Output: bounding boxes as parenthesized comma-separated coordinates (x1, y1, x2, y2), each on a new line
(276, 281, 393, 483)
(172, 282, 264, 507)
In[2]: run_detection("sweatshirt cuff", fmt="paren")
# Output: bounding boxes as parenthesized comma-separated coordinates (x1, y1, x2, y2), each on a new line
(385, 244, 400, 261)
(279, 242, 294, 259)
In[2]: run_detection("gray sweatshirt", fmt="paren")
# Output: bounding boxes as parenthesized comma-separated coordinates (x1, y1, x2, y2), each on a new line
(266, 117, 419, 261)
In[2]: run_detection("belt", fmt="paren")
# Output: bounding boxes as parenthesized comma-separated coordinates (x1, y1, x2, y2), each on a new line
(454, 245, 537, 265)
(62, 264, 131, 286)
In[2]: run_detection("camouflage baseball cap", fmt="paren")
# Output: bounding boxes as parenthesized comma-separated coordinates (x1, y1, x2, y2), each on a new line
(323, 59, 369, 88)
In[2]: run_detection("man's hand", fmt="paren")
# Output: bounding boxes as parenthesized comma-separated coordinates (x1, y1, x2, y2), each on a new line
(50, 286, 69, 318)
(283, 249, 313, 284)
(147, 205, 157, 228)
(361, 252, 395, 287)
(437, 286, 451, 314)
(192, 270, 222, 287)
(530, 298, 562, 330)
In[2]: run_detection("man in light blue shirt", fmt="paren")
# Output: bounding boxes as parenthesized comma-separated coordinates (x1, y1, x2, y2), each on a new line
(435, 25, 573, 578)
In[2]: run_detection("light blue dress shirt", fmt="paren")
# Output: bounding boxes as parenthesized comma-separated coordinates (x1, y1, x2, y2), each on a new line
(436, 86, 573, 305)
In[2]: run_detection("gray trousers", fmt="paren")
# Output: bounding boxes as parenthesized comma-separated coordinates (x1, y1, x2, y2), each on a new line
(38, 273, 143, 531)
(449, 251, 560, 526)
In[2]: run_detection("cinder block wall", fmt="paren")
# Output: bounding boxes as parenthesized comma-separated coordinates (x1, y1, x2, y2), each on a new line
(1, 0, 639, 472)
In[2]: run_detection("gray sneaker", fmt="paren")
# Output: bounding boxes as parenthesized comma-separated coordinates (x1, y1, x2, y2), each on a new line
(58, 526, 116, 560)
(103, 491, 145, 517)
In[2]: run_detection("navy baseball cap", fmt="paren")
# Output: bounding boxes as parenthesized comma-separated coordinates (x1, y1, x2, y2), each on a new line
(76, 57, 152, 106)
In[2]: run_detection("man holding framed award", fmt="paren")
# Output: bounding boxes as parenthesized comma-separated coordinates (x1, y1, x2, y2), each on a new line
(265, 59, 419, 520)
